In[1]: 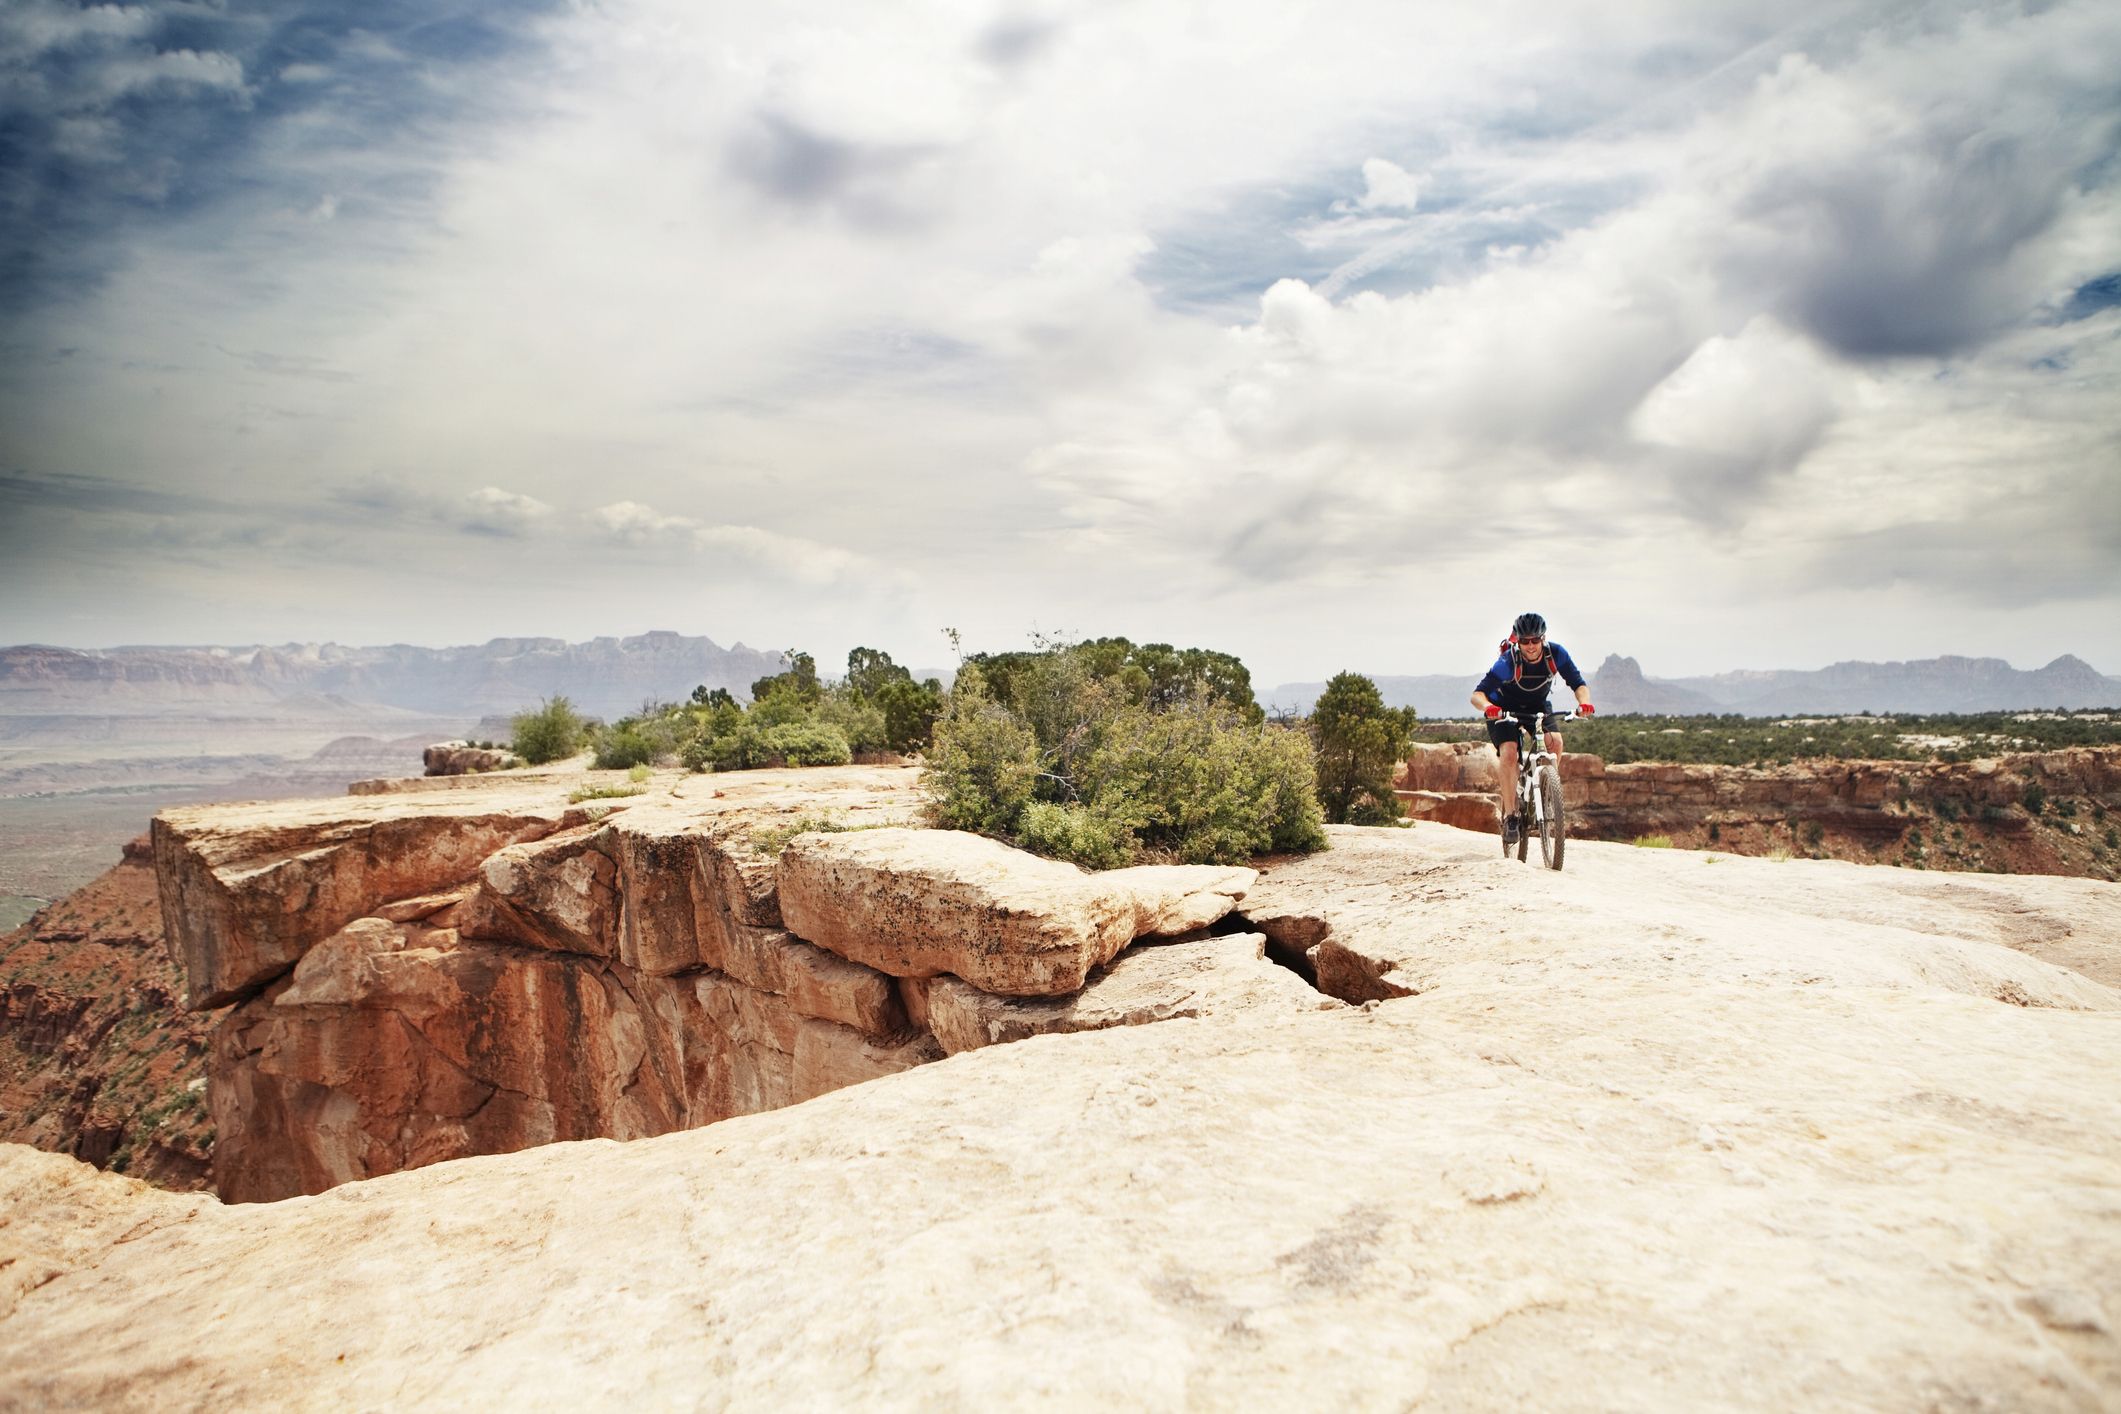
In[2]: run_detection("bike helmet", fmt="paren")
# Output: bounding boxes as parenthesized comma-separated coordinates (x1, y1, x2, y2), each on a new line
(1512, 612, 1547, 640)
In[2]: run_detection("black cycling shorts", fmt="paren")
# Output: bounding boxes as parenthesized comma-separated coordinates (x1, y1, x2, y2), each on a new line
(1487, 711, 1562, 751)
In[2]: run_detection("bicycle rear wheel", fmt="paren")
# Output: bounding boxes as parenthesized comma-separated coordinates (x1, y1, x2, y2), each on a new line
(1537, 763, 1565, 870)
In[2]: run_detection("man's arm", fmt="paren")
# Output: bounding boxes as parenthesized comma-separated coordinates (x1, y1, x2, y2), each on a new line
(1471, 662, 1506, 717)
(1552, 645, 1595, 714)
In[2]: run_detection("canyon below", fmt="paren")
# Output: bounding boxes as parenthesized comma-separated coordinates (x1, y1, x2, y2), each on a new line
(2, 753, 2119, 1406)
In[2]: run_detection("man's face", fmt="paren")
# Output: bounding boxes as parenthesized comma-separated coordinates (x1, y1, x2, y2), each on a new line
(1520, 636, 1546, 661)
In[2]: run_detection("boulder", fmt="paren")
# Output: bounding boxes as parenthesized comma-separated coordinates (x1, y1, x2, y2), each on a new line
(920, 933, 1341, 1055)
(152, 786, 595, 1008)
(458, 822, 621, 956)
(423, 743, 519, 776)
(776, 829, 1255, 996)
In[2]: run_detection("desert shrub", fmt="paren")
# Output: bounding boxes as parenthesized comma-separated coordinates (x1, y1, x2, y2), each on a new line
(593, 724, 661, 770)
(963, 636, 1263, 726)
(750, 813, 865, 857)
(759, 721, 853, 767)
(923, 644, 1325, 868)
(568, 784, 645, 804)
(2022, 782, 2047, 815)
(1016, 801, 1132, 872)
(1076, 697, 1326, 864)
(751, 650, 823, 704)
(925, 671, 1040, 835)
(628, 763, 651, 783)
(816, 693, 890, 756)
(1309, 671, 1418, 825)
(875, 674, 945, 752)
(1632, 835, 1674, 848)
(512, 696, 588, 765)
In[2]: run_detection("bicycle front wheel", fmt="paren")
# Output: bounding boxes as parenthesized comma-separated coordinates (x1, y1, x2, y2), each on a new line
(1537, 763, 1565, 870)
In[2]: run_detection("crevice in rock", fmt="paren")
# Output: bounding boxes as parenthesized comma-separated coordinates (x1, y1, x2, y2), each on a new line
(1232, 912, 1325, 993)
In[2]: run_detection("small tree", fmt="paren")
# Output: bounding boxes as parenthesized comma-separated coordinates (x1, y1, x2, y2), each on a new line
(512, 696, 587, 765)
(844, 646, 911, 700)
(750, 650, 822, 704)
(1309, 672, 1417, 825)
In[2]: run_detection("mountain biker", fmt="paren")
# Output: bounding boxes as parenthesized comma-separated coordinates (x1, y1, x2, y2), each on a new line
(1468, 612, 1595, 847)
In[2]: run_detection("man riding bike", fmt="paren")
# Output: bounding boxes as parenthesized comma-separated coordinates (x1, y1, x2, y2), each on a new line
(1469, 612, 1595, 848)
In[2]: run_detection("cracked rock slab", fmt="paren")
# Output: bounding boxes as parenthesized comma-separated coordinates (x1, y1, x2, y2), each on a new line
(151, 785, 601, 1009)
(919, 933, 1342, 1055)
(777, 828, 1255, 996)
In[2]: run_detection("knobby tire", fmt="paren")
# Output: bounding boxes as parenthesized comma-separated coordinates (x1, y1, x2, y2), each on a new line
(1537, 763, 1565, 870)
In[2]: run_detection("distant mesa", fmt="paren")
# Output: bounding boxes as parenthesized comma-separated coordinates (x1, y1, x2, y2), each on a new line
(1265, 652, 2121, 717)
(0, 633, 793, 721)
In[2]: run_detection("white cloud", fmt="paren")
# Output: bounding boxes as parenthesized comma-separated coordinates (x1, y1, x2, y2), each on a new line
(0, 2, 155, 61)
(1630, 316, 1839, 473)
(592, 500, 697, 543)
(461, 486, 552, 536)
(1352, 157, 1420, 213)
(93, 48, 246, 101)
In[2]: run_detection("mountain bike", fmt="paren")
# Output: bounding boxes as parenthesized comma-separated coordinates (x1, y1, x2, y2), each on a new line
(1499, 710, 1577, 870)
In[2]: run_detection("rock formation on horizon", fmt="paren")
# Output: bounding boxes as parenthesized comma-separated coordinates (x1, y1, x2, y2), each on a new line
(0, 631, 793, 721)
(1266, 652, 2121, 717)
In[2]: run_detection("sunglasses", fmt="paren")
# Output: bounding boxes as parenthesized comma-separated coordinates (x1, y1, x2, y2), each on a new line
(1518, 638, 1546, 649)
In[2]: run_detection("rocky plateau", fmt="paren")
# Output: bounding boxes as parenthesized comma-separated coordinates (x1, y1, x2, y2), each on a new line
(1399, 741, 2121, 878)
(2, 758, 2119, 1405)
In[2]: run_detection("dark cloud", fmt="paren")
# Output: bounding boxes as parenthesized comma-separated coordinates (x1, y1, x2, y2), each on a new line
(1734, 131, 2066, 357)
(0, 0, 568, 314)
(724, 108, 938, 227)
(977, 17, 1060, 69)
(0, 468, 239, 518)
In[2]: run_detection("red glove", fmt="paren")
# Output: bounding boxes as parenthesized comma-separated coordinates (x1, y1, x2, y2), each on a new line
(1483, 703, 1502, 721)
(1578, 702, 1596, 716)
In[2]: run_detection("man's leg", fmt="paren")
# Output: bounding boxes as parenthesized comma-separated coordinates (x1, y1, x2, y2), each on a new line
(1497, 739, 1519, 834)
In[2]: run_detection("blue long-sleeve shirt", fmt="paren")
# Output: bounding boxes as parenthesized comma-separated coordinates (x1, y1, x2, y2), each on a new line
(1475, 643, 1586, 715)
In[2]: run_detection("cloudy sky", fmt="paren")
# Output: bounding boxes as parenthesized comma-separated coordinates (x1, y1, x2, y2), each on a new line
(1, 0, 2116, 685)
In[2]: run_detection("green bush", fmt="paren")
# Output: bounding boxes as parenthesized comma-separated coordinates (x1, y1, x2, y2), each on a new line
(925, 673, 1040, 836)
(759, 721, 853, 767)
(593, 725, 660, 770)
(512, 696, 588, 765)
(2022, 782, 2047, 815)
(1016, 801, 1132, 872)
(1308, 671, 1417, 825)
(923, 644, 1325, 868)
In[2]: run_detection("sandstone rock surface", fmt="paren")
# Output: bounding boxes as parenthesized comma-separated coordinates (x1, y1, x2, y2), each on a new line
(184, 768, 934, 1200)
(5, 950, 2119, 1407)
(1245, 825, 2121, 1005)
(152, 783, 598, 1007)
(919, 932, 1341, 1055)
(778, 828, 1255, 995)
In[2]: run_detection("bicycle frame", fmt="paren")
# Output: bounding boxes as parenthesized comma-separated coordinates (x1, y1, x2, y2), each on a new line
(1505, 712, 1574, 812)
(1499, 709, 1579, 867)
